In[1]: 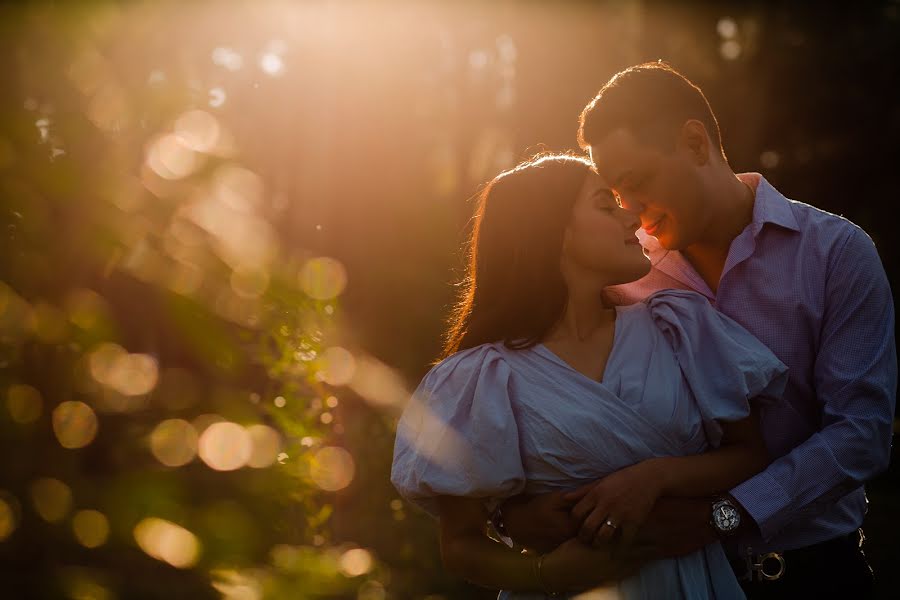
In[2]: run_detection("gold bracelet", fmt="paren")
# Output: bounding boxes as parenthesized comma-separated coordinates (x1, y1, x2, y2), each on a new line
(535, 553, 556, 596)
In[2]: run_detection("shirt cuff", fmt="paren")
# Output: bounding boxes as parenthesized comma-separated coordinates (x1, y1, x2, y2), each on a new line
(730, 470, 793, 541)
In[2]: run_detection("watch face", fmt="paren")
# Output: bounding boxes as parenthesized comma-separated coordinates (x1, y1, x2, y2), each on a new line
(713, 502, 740, 532)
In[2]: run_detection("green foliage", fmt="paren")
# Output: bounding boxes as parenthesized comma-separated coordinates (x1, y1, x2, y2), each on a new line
(0, 3, 389, 599)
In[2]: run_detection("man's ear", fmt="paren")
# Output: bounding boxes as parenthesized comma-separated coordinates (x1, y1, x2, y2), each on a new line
(678, 120, 711, 166)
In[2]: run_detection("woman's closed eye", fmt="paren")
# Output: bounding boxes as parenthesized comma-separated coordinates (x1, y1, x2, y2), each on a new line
(593, 191, 618, 211)
(623, 173, 651, 192)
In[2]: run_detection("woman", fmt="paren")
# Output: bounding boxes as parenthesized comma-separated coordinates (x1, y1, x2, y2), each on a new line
(391, 154, 787, 598)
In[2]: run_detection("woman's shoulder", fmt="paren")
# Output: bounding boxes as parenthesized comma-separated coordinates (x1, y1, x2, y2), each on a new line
(421, 342, 511, 392)
(642, 288, 713, 311)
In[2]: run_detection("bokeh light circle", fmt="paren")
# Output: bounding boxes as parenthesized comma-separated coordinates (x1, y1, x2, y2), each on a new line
(150, 419, 199, 467)
(246, 424, 282, 468)
(30, 478, 73, 523)
(339, 547, 374, 577)
(52, 401, 99, 449)
(321, 347, 356, 386)
(0, 492, 18, 541)
(72, 509, 110, 548)
(147, 133, 200, 180)
(299, 257, 347, 300)
(6, 383, 42, 424)
(88, 343, 127, 386)
(174, 110, 220, 153)
(198, 421, 252, 471)
(310, 446, 355, 492)
(133, 517, 200, 568)
(109, 353, 159, 396)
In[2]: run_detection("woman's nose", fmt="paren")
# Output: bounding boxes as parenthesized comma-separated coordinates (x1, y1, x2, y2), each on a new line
(625, 211, 641, 231)
(618, 210, 641, 235)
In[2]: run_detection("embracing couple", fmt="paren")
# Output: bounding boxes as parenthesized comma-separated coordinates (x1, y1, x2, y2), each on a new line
(391, 62, 896, 599)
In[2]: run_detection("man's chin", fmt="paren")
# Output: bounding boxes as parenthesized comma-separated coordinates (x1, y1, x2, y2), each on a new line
(654, 232, 684, 251)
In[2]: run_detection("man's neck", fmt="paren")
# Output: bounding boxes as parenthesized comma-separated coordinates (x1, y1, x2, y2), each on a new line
(681, 173, 755, 293)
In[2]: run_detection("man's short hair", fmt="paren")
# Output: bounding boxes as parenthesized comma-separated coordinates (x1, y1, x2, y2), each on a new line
(578, 61, 725, 158)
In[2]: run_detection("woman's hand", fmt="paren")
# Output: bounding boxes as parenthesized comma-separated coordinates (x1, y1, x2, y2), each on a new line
(564, 459, 665, 547)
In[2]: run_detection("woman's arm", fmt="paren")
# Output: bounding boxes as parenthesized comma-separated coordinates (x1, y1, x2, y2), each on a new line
(647, 407, 769, 497)
(437, 495, 542, 591)
(437, 495, 646, 594)
(568, 406, 769, 545)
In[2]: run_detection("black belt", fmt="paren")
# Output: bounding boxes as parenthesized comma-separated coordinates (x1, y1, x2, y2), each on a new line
(729, 529, 865, 583)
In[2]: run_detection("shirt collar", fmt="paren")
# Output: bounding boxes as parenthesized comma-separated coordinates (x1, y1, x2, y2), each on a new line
(739, 172, 800, 234)
(637, 172, 801, 254)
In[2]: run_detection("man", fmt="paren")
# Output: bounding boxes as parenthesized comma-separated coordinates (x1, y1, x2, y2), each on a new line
(500, 62, 896, 598)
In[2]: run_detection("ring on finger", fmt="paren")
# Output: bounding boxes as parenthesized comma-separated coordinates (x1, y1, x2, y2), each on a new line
(604, 518, 618, 529)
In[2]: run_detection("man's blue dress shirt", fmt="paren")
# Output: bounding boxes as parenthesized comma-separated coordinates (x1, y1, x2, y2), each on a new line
(607, 173, 897, 555)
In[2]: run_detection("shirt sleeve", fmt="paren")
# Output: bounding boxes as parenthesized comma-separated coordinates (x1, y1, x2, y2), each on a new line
(390, 344, 526, 518)
(647, 289, 789, 448)
(730, 227, 897, 540)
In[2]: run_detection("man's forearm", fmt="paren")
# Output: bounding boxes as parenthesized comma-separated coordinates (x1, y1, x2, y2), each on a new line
(647, 438, 768, 498)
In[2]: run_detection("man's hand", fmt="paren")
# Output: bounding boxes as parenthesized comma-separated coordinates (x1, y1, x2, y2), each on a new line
(500, 491, 579, 553)
(634, 496, 719, 559)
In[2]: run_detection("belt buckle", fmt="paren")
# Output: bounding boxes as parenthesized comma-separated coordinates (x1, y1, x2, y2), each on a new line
(750, 552, 786, 582)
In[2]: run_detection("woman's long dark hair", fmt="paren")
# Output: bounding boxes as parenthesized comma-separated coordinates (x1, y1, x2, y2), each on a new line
(441, 153, 593, 359)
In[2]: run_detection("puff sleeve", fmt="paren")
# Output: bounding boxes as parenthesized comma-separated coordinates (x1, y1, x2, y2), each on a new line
(390, 344, 526, 517)
(647, 290, 789, 447)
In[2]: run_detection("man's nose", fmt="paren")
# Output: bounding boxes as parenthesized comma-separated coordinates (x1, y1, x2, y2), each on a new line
(619, 195, 645, 214)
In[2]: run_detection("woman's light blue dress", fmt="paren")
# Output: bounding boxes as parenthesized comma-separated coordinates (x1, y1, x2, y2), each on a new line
(391, 290, 788, 599)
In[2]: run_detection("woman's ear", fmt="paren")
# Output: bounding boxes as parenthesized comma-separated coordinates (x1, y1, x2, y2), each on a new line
(679, 120, 710, 166)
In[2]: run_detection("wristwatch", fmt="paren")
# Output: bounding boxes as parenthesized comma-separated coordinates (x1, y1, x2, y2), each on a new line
(710, 496, 741, 536)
